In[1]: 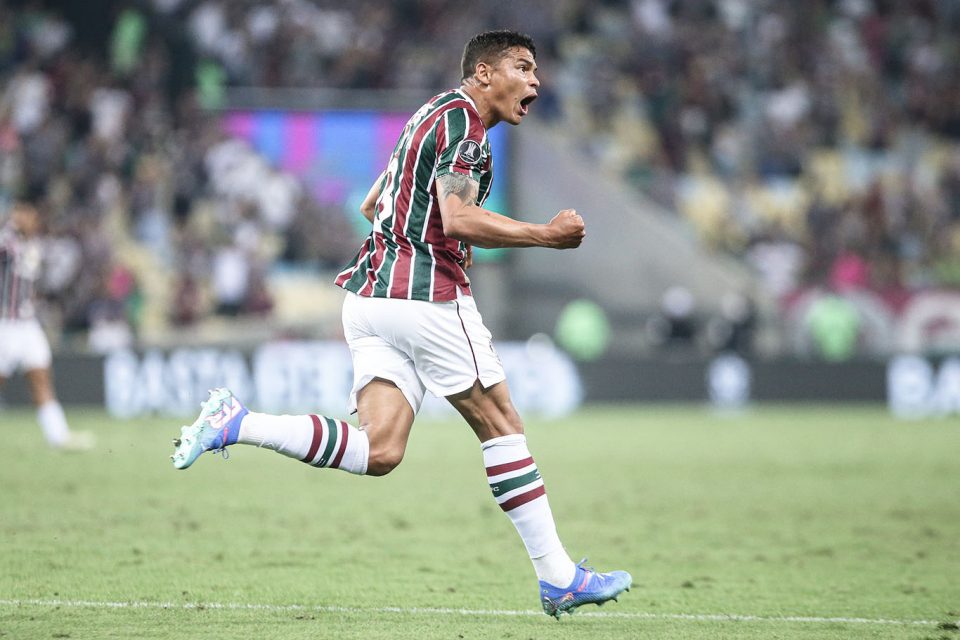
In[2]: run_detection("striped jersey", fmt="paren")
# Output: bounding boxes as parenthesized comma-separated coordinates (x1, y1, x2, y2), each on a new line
(0, 224, 40, 320)
(335, 89, 493, 301)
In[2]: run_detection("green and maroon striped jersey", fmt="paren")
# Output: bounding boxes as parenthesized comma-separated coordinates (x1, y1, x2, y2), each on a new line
(0, 224, 40, 320)
(335, 89, 493, 301)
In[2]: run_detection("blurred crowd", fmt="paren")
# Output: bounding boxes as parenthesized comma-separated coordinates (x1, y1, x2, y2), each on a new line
(0, 0, 357, 350)
(1, 0, 959, 356)
(171, 0, 960, 359)
(174, 0, 960, 297)
(551, 0, 960, 302)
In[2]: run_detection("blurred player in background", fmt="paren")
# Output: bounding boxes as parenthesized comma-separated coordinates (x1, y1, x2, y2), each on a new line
(171, 30, 630, 618)
(0, 199, 94, 451)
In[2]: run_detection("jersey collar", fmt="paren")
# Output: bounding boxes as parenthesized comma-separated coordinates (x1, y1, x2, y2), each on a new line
(455, 88, 481, 115)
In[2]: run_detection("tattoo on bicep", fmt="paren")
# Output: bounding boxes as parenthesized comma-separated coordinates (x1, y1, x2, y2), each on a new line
(437, 173, 478, 205)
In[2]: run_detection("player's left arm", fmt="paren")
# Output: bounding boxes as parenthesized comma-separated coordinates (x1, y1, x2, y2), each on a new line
(437, 173, 584, 249)
(359, 171, 386, 223)
(435, 110, 584, 249)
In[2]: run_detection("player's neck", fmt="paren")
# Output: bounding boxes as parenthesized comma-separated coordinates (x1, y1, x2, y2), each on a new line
(460, 83, 499, 129)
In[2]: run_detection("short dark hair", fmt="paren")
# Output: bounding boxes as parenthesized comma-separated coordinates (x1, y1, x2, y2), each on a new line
(461, 30, 536, 81)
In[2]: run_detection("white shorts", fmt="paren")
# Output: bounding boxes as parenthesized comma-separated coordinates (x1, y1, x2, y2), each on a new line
(0, 318, 52, 378)
(342, 290, 506, 414)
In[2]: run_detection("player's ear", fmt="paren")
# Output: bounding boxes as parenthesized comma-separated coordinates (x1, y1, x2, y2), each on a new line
(474, 60, 492, 86)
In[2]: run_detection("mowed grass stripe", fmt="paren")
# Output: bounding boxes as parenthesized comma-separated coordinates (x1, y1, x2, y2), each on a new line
(0, 598, 950, 627)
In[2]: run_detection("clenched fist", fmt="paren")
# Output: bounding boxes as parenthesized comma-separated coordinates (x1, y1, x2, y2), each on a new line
(546, 209, 585, 249)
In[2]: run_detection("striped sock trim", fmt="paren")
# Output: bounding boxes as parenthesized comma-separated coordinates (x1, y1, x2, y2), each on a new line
(486, 457, 546, 512)
(330, 420, 349, 469)
(315, 417, 339, 468)
(301, 416, 350, 468)
(301, 415, 324, 463)
(486, 456, 534, 477)
(499, 484, 546, 511)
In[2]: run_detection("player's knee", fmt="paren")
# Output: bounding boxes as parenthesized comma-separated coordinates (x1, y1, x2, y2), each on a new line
(366, 442, 405, 476)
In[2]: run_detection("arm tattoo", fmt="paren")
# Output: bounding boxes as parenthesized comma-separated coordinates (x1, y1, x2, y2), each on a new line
(437, 173, 479, 205)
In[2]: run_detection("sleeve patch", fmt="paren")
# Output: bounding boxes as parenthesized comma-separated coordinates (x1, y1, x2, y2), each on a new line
(456, 139, 483, 166)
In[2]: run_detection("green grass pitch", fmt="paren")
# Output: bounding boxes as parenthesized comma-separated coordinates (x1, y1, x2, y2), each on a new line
(1, 404, 958, 639)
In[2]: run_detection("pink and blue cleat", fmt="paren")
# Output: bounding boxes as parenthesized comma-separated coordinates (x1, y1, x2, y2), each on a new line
(539, 560, 632, 619)
(171, 388, 247, 470)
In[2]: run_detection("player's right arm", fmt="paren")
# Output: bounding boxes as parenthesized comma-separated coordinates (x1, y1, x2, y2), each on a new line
(359, 171, 386, 223)
(436, 173, 584, 249)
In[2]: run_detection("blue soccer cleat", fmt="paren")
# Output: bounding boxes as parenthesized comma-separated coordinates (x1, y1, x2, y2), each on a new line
(539, 559, 632, 619)
(171, 388, 248, 470)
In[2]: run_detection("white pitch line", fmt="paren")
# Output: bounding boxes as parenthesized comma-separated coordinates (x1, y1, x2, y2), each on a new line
(0, 599, 951, 627)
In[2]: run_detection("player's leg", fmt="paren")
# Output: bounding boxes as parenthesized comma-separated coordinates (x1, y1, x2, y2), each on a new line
(418, 295, 578, 587)
(25, 366, 92, 450)
(25, 366, 55, 405)
(447, 380, 576, 586)
(408, 293, 579, 588)
(173, 292, 423, 472)
(231, 378, 414, 476)
(353, 378, 415, 475)
(448, 379, 633, 617)
(434, 293, 631, 616)
(18, 319, 93, 450)
(26, 366, 69, 445)
(171, 387, 376, 474)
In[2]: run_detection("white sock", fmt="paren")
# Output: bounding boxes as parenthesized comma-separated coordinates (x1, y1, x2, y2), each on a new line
(482, 433, 576, 587)
(37, 400, 70, 447)
(238, 411, 369, 475)
(533, 548, 578, 588)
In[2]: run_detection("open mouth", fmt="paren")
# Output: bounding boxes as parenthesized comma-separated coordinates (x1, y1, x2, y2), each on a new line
(519, 94, 537, 116)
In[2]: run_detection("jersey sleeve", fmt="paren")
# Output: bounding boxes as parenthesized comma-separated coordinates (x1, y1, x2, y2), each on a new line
(434, 107, 486, 183)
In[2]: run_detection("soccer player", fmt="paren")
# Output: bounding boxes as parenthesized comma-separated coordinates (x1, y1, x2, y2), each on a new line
(0, 199, 94, 451)
(171, 30, 631, 618)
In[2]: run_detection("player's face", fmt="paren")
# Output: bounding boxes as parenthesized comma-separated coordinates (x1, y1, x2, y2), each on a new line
(487, 47, 539, 126)
(11, 204, 41, 237)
